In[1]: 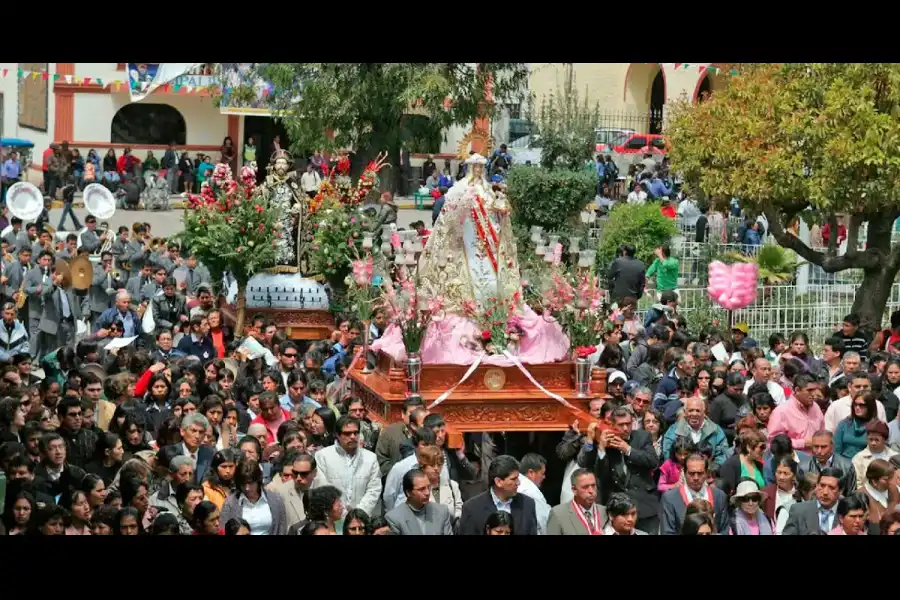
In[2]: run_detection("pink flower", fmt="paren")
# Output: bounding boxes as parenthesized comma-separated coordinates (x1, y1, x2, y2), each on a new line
(391, 232, 401, 249)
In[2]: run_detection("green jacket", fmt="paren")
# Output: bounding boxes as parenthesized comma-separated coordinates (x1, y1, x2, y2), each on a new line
(647, 257, 679, 291)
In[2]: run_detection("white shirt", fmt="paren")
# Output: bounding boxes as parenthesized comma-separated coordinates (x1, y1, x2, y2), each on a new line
(823, 396, 887, 432)
(490, 488, 512, 514)
(181, 442, 198, 470)
(384, 453, 449, 511)
(743, 379, 786, 405)
(240, 493, 273, 535)
(627, 190, 647, 205)
(865, 483, 889, 508)
(688, 426, 703, 444)
(300, 171, 321, 193)
(516, 474, 550, 535)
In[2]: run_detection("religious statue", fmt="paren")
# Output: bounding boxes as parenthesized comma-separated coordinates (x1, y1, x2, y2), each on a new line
(257, 150, 310, 272)
(373, 153, 571, 366)
(418, 153, 520, 314)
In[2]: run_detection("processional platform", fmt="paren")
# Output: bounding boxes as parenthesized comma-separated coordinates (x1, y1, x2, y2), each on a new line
(349, 351, 609, 432)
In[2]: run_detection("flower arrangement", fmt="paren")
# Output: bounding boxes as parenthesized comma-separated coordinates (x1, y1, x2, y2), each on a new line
(464, 294, 524, 355)
(344, 252, 381, 323)
(310, 152, 389, 213)
(539, 269, 608, 358)
(381, 275, 443, 355)
(178, 164, 280, 335)
(309, 198, 365, 287)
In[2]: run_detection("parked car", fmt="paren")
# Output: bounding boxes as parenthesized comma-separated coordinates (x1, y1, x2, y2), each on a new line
(613, 133, 670, 155)
(594, 128, 635, 153)
(507, 134, 543, 166)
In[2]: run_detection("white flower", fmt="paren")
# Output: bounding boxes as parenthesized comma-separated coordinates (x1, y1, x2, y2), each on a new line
(325, 209, 333, 215)
(248, 241, 255, 247)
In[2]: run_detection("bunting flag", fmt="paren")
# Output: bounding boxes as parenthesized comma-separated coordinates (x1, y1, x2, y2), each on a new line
(0, 67, 223, 95)
(670, 63, 740, 76)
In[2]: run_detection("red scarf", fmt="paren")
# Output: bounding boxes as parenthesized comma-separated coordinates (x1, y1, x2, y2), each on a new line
(679, 484, 715, 508)
(470, 194, 499, 273)
(571, 499, 603, 535)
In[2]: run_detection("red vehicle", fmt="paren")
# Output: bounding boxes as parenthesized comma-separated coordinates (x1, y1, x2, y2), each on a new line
(612, 133, 670, 155)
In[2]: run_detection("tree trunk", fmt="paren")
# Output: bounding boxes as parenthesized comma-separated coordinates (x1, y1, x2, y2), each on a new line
(851, 217, 900, 331)
(234, 286, 247, 338)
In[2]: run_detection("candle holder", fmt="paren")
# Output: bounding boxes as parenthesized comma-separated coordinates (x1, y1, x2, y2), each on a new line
(530, 226, 544, 243)
(362, 232, 374, 249)
(568, 236, 582, 254)
(578, 249, 596, 268)
(535, 245, 546, 256)
(543, 251, 555, 264)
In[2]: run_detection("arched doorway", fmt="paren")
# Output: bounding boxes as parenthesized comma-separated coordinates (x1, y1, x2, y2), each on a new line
(110, 103, 186, 145)
(624, 63, 666, 134)
(649, 70, 665, 134)
(696, 75, 712, 102)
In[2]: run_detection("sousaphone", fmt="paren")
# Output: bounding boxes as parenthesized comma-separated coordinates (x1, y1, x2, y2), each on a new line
(81, 184, 117, 254)
(6, 181, 45, 222)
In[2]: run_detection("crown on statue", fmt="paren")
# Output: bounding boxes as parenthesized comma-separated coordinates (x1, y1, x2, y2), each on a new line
(270, 149, 293, 163)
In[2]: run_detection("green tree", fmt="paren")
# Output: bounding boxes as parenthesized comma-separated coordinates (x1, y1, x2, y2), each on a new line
(668, 63, 900, 329)
(531, 77, 600, 170)
(231, 63, 529, 191)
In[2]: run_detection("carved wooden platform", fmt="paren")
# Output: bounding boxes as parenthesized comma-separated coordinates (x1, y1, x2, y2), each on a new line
(349, 350, 608, 433)
(220, 306, 335, 341)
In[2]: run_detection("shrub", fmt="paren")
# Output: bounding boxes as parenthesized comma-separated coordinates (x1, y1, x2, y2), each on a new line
(596, 202, 679, 273)
(507, 166, 596, 231)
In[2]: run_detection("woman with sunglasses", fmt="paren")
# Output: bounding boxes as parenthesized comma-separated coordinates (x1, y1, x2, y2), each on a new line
(728, 480, 775, 535)
(0, 396, 28, 443)
(834, 391, 878, 460)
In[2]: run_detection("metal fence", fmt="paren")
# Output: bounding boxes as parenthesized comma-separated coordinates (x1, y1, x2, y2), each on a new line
(636, 283, 897, 350)
(595, 109, 665, 137)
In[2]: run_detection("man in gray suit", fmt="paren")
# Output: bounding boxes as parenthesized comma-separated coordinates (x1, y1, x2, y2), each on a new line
(78, 216, 106, 255)
(386, 469, 454, 535)
(125, 263, 154, 310)
(659, 453, 730, 535)
(3, 246, 32, 328)
(24, 250, 54, 358)
(782, 467, 843, 535)
(802, 431, 857, 496)
(88, 251, 124, 325)
(3, 217, 24, 253)
(38, 260, 88, 350)
(546, 468, 607, 535)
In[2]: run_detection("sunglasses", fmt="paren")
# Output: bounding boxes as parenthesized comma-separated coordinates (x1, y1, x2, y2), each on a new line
(294, 470, 313, 478)
(283, 353, 297, 358)
(741, 494, 762, 503)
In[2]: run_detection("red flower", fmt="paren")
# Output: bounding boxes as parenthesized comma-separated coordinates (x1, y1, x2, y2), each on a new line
(574, 345, 597, 359)
(255, 205, 264, 213)
(481, 330, 492, 341)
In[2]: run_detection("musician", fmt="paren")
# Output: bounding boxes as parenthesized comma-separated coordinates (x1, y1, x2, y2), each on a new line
(121, 224, 150, 278)
(153, 242, 181, 275)
(144, 265, 168, 303)
(110, 226, 130, 279)
(125, 263, 153, 308)
(58, 234, 78, 261)
(22, 222, 38, 254)
(93, 290, 141, 341)
(0, 302, 30, 362)
(152, 276, 189, 334)
(2, 216, 24, 253)
(79, 216, 106, 254)
(88, 251, 123, 324)
(182, 252, 211, 297)
(24, 250, 54, 358)
(4, 247, 32, 324)
(1, 239, 13, 268)
(38, 258, 87, 350)
(31, 229, 54, 260)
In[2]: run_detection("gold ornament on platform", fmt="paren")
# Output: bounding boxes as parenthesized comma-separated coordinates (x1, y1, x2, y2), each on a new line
(456, 127, 494, 162)
(483, 368, 507, 391)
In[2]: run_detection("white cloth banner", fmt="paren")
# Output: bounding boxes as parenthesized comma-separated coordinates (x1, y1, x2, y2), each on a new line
(502, 350, 576, 409)
(426, 355, 484, 410)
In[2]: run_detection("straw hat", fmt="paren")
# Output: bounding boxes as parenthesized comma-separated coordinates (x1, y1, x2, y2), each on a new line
(730, 480, 768, 506)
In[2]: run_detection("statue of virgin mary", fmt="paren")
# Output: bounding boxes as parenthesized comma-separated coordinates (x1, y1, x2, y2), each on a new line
(373, 153, 570, 365)
(417, 153, 520, 314)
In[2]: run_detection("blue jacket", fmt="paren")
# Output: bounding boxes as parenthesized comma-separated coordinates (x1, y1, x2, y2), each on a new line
(652, 368, 683, 423)
(94, 307, 142, 338)
(648, 177, 673, 199)
(0, 319, 30, 361)
(176, 333, 215, 361)
(662, 418, 732, 466)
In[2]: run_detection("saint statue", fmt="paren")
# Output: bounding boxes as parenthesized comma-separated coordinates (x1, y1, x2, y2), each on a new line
(374, 153, 570, 365)
(258, 150, 311, 272)
(418, 153, 520, 314)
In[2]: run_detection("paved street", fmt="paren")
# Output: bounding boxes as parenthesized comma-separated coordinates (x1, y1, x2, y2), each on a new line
(46, 206, 432, 239)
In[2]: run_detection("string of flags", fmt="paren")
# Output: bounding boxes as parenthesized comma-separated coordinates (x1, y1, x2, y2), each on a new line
(0, 68, 222, 95)
(672, 64, 740, 76)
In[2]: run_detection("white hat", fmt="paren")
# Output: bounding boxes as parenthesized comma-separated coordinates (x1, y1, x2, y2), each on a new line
(465, 153, 488, 166)
(608, 369, 627, 384)
(730, 480, 768, 506)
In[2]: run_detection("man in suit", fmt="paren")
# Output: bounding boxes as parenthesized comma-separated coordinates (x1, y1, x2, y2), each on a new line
(109, 226, 131, 280)
(274, 451, 327, 529)
(547, 468, 607, 535)
(782, 467, 843, 535)
(591, 406, 661, 534)
(659, 453, 729, 535)
(3, 217, 24, 253)
(88, 251, 124, 325)
(32, 432, 87, 501)
(2, 247, 32, 325)
(803, 430, 857, 496)
(152, 277, 190, 333)
(125, 263, 153, 309)
(375, 396, 424, 478)
(160, 413, 215, 484)
(121, 224, 150, 276)
(23, 249, 53, 358)
(458, 454, 538, 535)
(182, 251, 211, 298)
(39, 258, 88, 350)
(386, 469, 454, 535)
(78, 215, 107, 254)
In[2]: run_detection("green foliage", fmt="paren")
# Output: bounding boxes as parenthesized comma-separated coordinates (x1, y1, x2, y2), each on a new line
(532, 77, 600, 170)
(506, 166, 596, 231)
(308, 199, 365, 287)
(724, 244, 803, 285)
(178, 184, 279, 288)
(596, 203, 679, 271)
(231, 64, 529, 170)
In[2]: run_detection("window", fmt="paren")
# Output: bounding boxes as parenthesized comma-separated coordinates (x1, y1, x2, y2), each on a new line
(651, 137, 668, 149)
(625, 136, 647, 149)
(110, 103, 186, 145)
